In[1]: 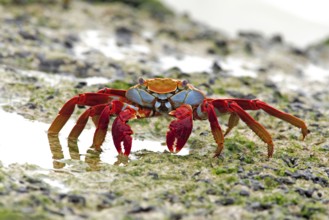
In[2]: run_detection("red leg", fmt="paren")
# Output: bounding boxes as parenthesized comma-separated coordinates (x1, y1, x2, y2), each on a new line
(213, 99, 308, 139)
(68, 104, 108, 139)
(253, 100, 308, 139)
(201, 101, 225, 157)
(211, 99, 274, 157)
(97, 88, 126, 97)
(166, 105, 193, 153)
(48, 93, 112, 134)
(228, 101, 274, 157)
(224, 113, 239, 137)
(92, 100, 124, 150)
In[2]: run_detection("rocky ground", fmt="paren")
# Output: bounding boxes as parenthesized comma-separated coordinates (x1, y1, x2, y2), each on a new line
(0, 0, 329, 219)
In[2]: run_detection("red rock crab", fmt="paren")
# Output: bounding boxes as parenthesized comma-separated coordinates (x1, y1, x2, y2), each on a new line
(48, 78, 308, 157)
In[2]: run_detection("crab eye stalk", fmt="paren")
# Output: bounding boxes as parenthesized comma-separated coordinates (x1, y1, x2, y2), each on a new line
(178, 79, 188, 90)
(138, 77, 145, 85)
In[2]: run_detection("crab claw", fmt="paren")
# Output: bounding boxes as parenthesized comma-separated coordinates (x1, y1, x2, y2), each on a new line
(112, 108, 136, 156)
(166, 105, 193, 153)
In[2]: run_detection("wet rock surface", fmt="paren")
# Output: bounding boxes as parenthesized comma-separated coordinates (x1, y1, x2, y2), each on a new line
(0, 1, 329, 219)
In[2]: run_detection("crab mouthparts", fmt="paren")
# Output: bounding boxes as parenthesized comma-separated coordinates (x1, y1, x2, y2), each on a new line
(155, 100, 172, 113)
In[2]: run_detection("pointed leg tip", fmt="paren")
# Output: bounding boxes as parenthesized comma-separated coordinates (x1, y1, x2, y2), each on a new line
(267, 142, 274, 158)
(213, 147, 223, 158)
(301, 128, 310, 141)
(267, 145, 273, 158)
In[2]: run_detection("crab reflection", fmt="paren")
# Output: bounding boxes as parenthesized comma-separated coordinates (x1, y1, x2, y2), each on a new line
(47, 134, 65, 169)
(47, 133, 130, 170)
(47, 132, 184, 170)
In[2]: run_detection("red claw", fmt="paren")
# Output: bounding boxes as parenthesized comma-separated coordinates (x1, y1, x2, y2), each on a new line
(166, 105, 193, 153)
(111, 108, 136, 156)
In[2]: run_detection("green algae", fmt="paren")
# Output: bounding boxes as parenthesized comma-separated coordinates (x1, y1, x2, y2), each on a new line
(260, 192, 297, 206)
(213, 166, 238, 175)
(300, 202, 327, 219)
(0, 210, 24, 220)
(106, 80, 132, 90)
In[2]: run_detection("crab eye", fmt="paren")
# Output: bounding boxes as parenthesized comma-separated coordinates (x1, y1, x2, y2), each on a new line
(138, 77, 147, 89)
(182, 80, 188, 87)
(138, 77, 145, 85)
(178, 79, 188, 90)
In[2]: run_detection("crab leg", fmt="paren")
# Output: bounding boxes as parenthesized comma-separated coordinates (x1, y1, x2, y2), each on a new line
(202, 102, 225, 157)
(210, 99, 274, 157)
(166, 105, 193, 153)
(92, 100, 124, 150)
(228, 101, 274, 157)
(48, 93, 112, 134)
(252, 100, 308, 139)
(68, 104, 108, 139)
(97, 88, 127, 97)
(217, 99, 309, 139)
(224, 113, 240, 137)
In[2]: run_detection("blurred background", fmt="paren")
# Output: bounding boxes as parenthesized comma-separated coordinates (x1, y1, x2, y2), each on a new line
(162, 0, 329, 48)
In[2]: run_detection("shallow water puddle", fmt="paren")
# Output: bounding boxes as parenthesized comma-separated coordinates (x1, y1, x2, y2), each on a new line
(18, 68, 112, 87)
(0, 109, 188, 169)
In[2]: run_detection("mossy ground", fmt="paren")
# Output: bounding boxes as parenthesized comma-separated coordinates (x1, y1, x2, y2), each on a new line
(0, 1, 328, 219)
